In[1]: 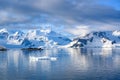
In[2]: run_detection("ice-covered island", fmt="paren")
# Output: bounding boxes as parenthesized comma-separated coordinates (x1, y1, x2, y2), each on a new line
(1, 28, 120, 50)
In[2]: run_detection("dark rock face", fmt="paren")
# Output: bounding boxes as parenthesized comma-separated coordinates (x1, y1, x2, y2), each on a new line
(21, 48, 43, 51)
(21, 38, 32, 47)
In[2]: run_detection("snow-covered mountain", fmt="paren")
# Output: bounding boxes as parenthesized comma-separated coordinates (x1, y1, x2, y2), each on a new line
(0, 28, 9, 45)
(8, 30, 25, 45)
(0, 28, 9, 40)
(0, 28, 71, 49)
(66, 31, 120, 48)
(1, 28, 120, 49)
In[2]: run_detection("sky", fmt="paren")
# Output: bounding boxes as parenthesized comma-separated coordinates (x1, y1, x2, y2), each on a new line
(0, 0, 120, 35)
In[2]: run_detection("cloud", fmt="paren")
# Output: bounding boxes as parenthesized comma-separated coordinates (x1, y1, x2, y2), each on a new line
(0, 10, 31, 24)
(0, 0, 120, 31)
(65, 25, 90, 36)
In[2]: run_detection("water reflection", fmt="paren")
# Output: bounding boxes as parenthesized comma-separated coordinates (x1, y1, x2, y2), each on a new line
(0, 48, 120, 80)
(65, 48, 89, 71)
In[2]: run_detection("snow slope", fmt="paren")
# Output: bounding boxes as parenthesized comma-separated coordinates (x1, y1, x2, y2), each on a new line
(67, 31, 120, 48)
(0, 28, 71, 49)
(1, 28, 120, 49)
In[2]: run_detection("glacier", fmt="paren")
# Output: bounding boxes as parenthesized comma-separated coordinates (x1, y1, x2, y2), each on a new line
(0, 28, 71, 49)
(66, 31, 120, 48)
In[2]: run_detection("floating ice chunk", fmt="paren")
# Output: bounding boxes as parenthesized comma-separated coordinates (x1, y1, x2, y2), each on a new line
(50, 57, 57, 61)
(38, 56, 57, 61)
(38, 56, 50, 60)
(29, 56, 57, 61)
(29, 56, 39, 61)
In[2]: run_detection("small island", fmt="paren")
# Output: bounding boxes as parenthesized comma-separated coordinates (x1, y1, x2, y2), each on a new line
(21, 48, 43, 51)
(0, 46, 7, 51)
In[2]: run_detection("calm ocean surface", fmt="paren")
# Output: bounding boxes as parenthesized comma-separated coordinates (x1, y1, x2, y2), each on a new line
(0, 48, 120, 80)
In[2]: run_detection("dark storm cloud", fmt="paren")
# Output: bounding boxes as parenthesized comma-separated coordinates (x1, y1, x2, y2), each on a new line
(0, 0, 120, 30)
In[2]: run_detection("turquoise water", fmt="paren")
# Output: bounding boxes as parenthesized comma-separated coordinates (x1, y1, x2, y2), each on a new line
(0, 48, 120, 80)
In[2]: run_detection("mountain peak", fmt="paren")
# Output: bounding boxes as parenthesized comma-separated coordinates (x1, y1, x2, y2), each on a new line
(0, 28, 8, 33)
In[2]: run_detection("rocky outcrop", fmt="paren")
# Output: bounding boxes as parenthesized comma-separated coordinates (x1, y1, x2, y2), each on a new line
(0, 46, 7, 51)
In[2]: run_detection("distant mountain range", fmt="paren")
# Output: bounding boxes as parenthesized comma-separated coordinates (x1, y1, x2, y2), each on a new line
(0, 28, 120, 49)
(0, 28, 71, 49)
(66, 31, 120, 48)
